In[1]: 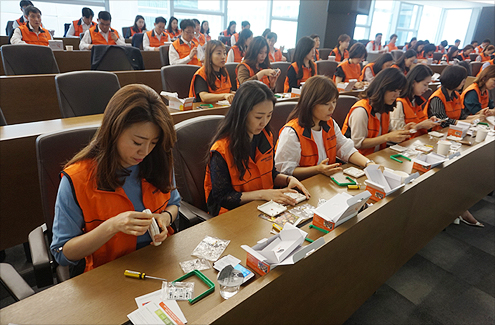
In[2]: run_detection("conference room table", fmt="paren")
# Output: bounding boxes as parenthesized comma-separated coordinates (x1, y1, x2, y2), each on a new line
(1, 128, 493, 324)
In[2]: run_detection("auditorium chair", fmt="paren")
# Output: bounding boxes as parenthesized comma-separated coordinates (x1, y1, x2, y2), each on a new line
(5, 21, 14, 37)
(316, 60, 338, 78)
(433, 52, 443, 62)
(122, 27, 131, 39)
(366, 52, 381, 63)
(29, 126, 99, 287)
(0, 263, 35, 301)
(131, 33, 144, 50)
(55, 71, 121, 118)
(225, 62, 238, 91)
(1, 44, 60, 75)
(270, 101, 298, 144)
(470, 61, 482, 77)
(91, 45, 144, 71)
(391, 50, 403, 61)
(318, 48, 332, 60)
(159, 44, 170, 66)
(271, 61, 291, 93)
(287, 48, 295, 62)
(161, 64, 200, 98)
(63, 23, 71, 37)
(333, 95, 359, 128)
(173, 115, 225, 229)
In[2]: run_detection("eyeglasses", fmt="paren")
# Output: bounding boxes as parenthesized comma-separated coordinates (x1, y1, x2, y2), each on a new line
(99, 22, 111, 27)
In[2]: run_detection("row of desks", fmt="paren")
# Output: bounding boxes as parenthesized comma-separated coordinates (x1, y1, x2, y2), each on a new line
(1, 130, 493, 324)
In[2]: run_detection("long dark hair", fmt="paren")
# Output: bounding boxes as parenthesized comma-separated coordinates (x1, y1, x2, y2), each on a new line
(243, 36, 271, 70)
(65, 84, 176, 193)
(372, 53, 394, 75)
(361, 68, 406, 114)
(167, 16, 178, 33)
(204, 40, 228, 91)
(400, 65, 433, 101)
(237, 28, 253, 53)
(209, 81, 276, 181)
(200, 20, 209, 35)
(396, 49, 417, 74)
(293, 36, 316, 79)
(287, 75, 339, 128)
(132, 15, 146, 33)
(226, 21, 236, 36)
(446, 46, 459, 61)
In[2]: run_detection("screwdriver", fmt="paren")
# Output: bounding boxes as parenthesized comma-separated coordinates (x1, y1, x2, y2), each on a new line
(124, 270, 167, 282)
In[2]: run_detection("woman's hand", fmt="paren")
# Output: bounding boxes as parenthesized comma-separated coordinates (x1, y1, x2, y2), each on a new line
(316, 159, 342, 176)
(152, 213, 171, 244)
(224, 93, 235, 103)
(386, 130, 411, 143)
(404, 122, 417, 130)
(354, 81, 364, 89)
(261, 188, 298, 206)
(287, 176, 310, 199)
(417, 117, 439, 130)
(111, 211, 153, 236)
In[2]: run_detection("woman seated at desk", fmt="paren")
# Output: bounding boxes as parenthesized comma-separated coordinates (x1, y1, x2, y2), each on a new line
(417, 44, 436, 62)
(441, 46, 459, 64)
(189, 40, 235, 104)
(129, 15, 146, 38)
(227, 28, 253, 63)
(51, 84, 179, 272)
(275, 75, 372, 180)
(236, 36, 280, 91)
(391, 65, 439, 137)
(330, 34, 350, 62)
(333, 42, 367, 88)
(204, 81, 309, 217)
(460, 65, 495, 115)
(359, 53, 394, 82)
(476, 45, 495, 62)
(341, 68, 411, 156)
(284, 36, 317, 92)
(392, 49, 417, 75)
(458, 45, 474, 61)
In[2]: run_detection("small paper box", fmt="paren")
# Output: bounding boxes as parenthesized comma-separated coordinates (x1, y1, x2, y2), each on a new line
(364, 165, 419, 201)
(160, 91, 194, 111)
(290, 88, 301, 98)
(447, 121, 470, 138)
(412, 153, 447, 173)
(313, 191, 371, 232)
(241, 224, 324, 276)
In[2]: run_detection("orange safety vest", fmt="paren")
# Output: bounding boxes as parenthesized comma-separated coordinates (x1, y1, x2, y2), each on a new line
(477, 59, 494, 77)
(334, 59, 362, 82)
(236, 61, 270, 88)
(230, 45, 244, 62)
(284, 62, 317, 93)
(73, 19, 96, 37)
(460, 83, 490, 112)
(396, 97, 428, 137)
(62, 160, 173, 272)
(189, 66, 232, 98)
(167, 30, 181, 40)
(222, 29, 233, 37)
(204, 129, 274, 215)
(18, 24, 51, 46)
(476, 45, 484, 53)
(130, 27, 143, 37)
(16, 16, 27, 27)
(314, 49, 320, 61)
(441, 54, 451, 63)
(459, 52, 470, 61)
(234, 33, 239, 43)
(330, 47, 349, 62)
(194, 33, 206, 46)
(89, 25, 119, 45)
(387, 43, 398, 52)
(368, 41, 381, 51)
(435, 46, 446, 54)
(268, 48, 283, 62)
(478, 52, 492, 62)
(146, 29, 170, 47)
(281, 118, 337, 166)
(359, 62, 375, 81)
(418, 51, 433, 60)
(341, 99, 390, 156)
(424, 88, 462, 128)
(172, 38, 201, 66)
(205, 34, 211, 42)
(391, 64, 407, 75)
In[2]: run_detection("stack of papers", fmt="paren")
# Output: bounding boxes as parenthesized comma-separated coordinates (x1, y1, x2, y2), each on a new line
(128, 290, 187, 324)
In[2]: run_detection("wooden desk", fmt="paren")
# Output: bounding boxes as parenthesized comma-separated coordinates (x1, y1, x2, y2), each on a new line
(1, 132, 493, 324)
(0, 70, 162, 125)
(0, 103, 230, 251)
(428, 64, 448, 74)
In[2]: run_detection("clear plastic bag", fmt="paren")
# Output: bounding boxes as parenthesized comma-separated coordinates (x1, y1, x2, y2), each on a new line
(191, 236, 230, 261)
(161, 281, 194, 301)
(179, 258, 211, 273)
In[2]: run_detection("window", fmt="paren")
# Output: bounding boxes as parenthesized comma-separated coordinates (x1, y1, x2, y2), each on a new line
(174, 0, 221, 11)
(369, 0, 394, 42)
(354, 14, 371, 40)
(395, 2, 421, 46)
(417, 5, 441, 44)
(227, 0, 269, 38)
(270, 20, 297, 49)
(440, 9, 472, 47)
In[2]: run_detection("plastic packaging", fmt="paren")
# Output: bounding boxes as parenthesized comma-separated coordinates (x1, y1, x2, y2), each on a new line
(192, 236, 230, 261)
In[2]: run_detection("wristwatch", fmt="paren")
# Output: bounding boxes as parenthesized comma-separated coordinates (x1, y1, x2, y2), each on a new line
(364, 159, 375, 167)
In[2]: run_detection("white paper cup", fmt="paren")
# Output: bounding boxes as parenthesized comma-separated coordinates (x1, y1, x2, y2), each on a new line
(437, 140, 451, 156)
(65, 45, 73, 51)
(328, 56, 336, 62)
(475, 128, 489, 142)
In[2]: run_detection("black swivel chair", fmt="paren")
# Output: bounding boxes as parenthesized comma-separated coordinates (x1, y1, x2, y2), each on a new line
(319, 48, 332, 60)
(161, 64, 200, 98)
(173, 115, 225, 229)
(63, 23, 71, 37)
(225, 62, 238, 91)
(5, 21, 14, 37)
(270, 101, 298, 144)
(159, 44, 170, 66)
(316, 60, 338, 78)
(55, 71, 121, 118)
(471, 62, 483, 77)
(29, 126, 99, 288)
(433, 52, 443, 62)
(91, 45, 144, 71)
(391, 50, 403, 61)
(271, 62, 291, 93)
(122, 27, 131, 39)
(1, 44, 60, 75)
(333, 95, 359, 128)
(131, 33, 144, 50)
(0, 263, 35, 301)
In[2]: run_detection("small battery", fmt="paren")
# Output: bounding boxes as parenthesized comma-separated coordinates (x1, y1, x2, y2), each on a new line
(347, 184, 362, 190)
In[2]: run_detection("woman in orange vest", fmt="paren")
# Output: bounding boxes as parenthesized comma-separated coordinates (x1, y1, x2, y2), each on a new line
(266, 32, 287, 62)
(360, 53, 394, 82)
(310, 34, 320, 61)
(143, 16, 169, 51)
(129, 15, 146, 38)
(227, 29, 253, 63)
(50, 84, 179, 272)
(11, 5, 51, 46)
(461, 65, 495, 115)
(341, 68, 411, 156)
(458, 45, 474, 61)
(441, 46, 459, 64)
(284, 36, 318, 92)
(392, 49, 417, 75)
(476, 45, 495, 62)
(192, 19, 206, 46)
(330, 34, 350, 62)
(424, 65, 481, 128)
(334, 42, 367, 86)
(275, 76, 372, 180)
(221, 21, 236, 38)
(417, 44, 436, 62)
(189, 40, 234, 103)
(201, 20, 211, 42)
(391, 65, 440, 137)
(435, 40, 448, 54)
(403, 37, 417, 52)
(166, 16, 181, 41)
(236, 36, 281, 90)
(385, 34, 398, 52)
(204, 81, 309, 216)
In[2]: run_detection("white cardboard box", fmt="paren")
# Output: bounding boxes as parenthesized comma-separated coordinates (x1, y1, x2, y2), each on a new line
(313, 191, 371, 231)
(290, 87, 301, 98)
(160, 91, 194, 111)
(412, 152, 447, 172)
(364, 165, 419, 201)
(448, 121, 470, 138)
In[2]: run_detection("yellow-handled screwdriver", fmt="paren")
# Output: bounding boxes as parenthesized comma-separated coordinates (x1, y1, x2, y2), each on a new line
(124, 270, 167, 282)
